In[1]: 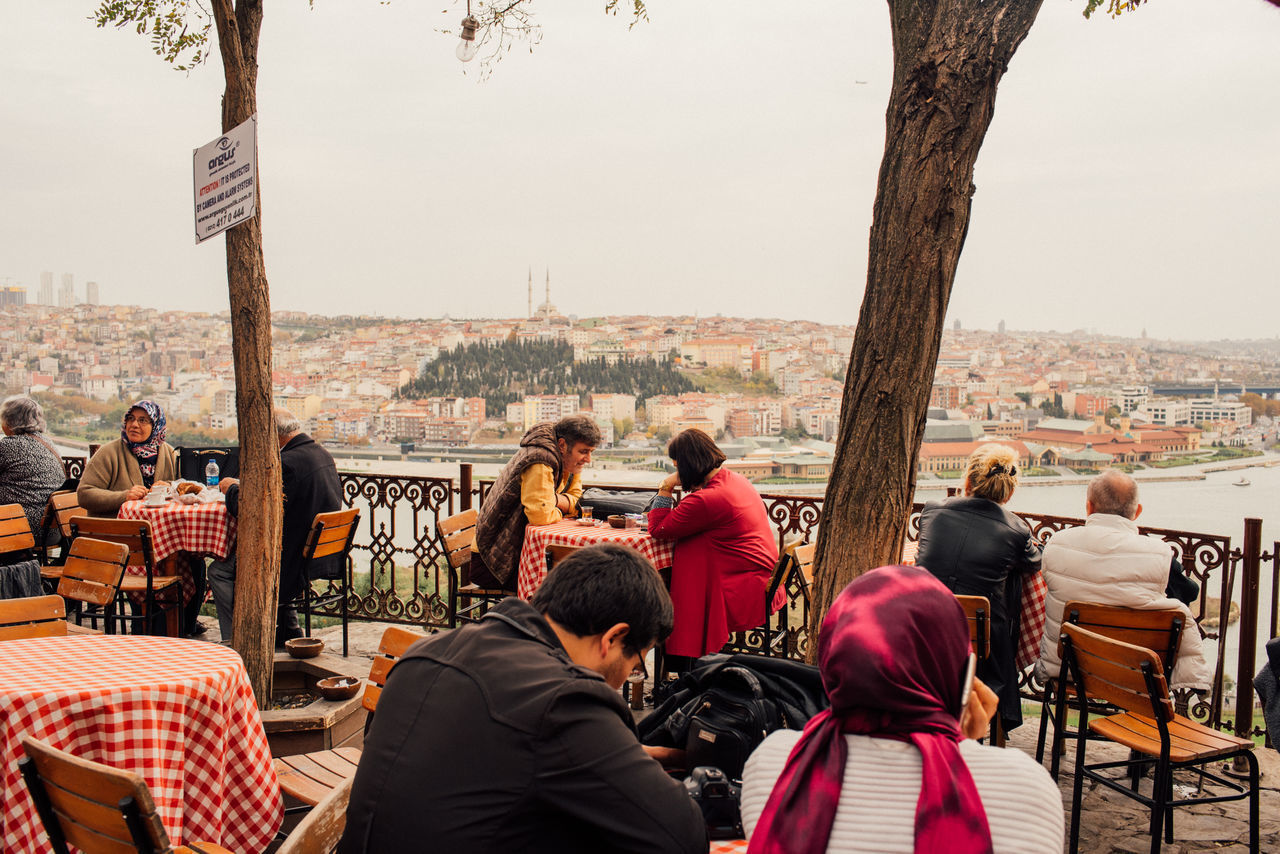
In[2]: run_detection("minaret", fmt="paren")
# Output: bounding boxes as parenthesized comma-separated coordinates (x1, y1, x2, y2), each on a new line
(527, 268, 532, 318)
(544, 268, 550, 321)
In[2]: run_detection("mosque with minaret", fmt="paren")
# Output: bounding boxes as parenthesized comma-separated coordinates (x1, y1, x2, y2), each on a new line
(528, 267, 559, 321)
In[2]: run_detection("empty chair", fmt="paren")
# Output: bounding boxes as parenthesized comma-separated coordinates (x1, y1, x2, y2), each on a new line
(0, 503, 42, 600)
(436, 508, 506, 626)
(0, 502, 37, 560)
(38, 490, 83, 572)
(1036, 601, 1184, 779)
(57, 536, 130, 634)
(275, 778, 352, 854)
(1061, 623, 1258, 854)
(289, 508, 359, 656)
(68, 516, 182, 636)
(19, 736, 234, 854)
(274, 625, 422, 809)
(0, 594, 67, 640)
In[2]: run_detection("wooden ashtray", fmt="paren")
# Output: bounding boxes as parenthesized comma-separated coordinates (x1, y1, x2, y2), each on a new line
(607, 515, 627, 528)
(284, 637, 324, 659)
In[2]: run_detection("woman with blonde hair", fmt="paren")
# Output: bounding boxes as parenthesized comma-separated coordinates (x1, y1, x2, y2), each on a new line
(915, 443, 1041, 736)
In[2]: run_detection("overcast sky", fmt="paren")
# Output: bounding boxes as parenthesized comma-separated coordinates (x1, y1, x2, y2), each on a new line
(2, 1, 1277, 339)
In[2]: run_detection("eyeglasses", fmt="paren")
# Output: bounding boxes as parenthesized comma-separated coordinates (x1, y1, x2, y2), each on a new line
(124, 415, 153, 426)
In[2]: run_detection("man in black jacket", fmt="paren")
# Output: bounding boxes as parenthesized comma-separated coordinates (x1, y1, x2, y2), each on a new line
(339, 545, 708, 854)
(209, 408, 343, 645)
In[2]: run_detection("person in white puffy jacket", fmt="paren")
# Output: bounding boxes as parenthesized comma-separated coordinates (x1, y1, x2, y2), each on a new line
(1036, 469, 1210, 691)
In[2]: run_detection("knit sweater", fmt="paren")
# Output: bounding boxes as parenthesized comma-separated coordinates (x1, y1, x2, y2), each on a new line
(741, 730, 1064, 853)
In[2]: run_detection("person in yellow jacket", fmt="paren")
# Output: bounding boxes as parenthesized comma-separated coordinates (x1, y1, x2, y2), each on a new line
(473, 415, 601, 589)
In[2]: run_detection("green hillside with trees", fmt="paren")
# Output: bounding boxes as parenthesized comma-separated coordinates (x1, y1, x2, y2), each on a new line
(398, 340, 694, 414)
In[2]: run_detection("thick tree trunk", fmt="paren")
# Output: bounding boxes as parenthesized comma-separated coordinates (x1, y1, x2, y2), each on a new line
(212, 0, 282, 705)
(808, 0, 1044, 653)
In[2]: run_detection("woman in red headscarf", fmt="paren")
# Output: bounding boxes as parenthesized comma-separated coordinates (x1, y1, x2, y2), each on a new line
(741, 566, 1062, 854)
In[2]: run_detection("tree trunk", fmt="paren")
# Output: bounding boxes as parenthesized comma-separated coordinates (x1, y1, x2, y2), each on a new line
(809, 0, 1044, 653)
(212, 0, 282, 705)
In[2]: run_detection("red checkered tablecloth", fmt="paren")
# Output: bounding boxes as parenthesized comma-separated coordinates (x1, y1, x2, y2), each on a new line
(901, 540, 1048, 670)
(119, 498, 237, 563)
(1015, 571, 1048, 671)
(517, 519, 676, 599)
(0, 635, 281, 853)
(118, 499, 237, 604)
(711, 841, 748, 853)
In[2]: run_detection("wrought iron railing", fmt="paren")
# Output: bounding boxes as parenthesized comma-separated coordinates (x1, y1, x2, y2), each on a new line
(58, 454, 1262, 738)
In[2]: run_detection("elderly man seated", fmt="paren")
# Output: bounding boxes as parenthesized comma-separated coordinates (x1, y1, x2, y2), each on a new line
(1036, 469, 1209, 691)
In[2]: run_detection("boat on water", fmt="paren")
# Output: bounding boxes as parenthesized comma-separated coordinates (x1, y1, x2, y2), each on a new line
(1233, 476, 1251, 486)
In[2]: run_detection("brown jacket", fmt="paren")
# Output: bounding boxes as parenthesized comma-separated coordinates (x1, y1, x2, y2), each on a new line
(475, 423, 562, 586)
(77, 438, 178, 517)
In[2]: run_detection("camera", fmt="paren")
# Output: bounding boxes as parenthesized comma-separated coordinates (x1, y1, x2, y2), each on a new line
(683, 766, 743, 840)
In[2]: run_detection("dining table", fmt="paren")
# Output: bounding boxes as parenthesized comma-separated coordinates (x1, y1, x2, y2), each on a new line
(117, 496, 237, 609)
(900, 539, 1048, 670)
(517, 518, 676, 600)
(0, 634, 282, 853)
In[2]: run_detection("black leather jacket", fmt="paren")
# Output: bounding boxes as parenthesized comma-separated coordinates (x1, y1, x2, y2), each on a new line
(916, 496, 1041, 625)
(916, 496, 1042, 731)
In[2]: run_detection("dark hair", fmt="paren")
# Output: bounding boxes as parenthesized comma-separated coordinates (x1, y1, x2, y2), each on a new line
(554, 414, 602, 449)
(667, 428, 727, 491)
(530, 544, 674, 656)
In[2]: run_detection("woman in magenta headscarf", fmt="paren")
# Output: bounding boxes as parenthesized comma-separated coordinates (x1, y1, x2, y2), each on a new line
(741, 566, 1062, 854)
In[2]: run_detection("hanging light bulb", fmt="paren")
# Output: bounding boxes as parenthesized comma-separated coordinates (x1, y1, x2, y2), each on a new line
(457, 14, 479, 62)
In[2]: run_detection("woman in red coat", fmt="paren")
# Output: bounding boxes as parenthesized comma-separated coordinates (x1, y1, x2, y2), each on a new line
(648, 429, 781, 665)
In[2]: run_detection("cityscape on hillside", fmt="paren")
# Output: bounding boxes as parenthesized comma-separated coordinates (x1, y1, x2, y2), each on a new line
(3, 292, 1280, 485)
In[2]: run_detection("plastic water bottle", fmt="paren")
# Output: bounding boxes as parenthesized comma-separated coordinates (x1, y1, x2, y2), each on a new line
(205, 458, 220, 488)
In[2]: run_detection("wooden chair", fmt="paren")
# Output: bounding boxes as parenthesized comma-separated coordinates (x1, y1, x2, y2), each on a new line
(18, 736, 234, 854)
(792, 543, 816, 590)
(291, 508, 359, 657)
(57, 537, 131, 634)
(436, 508, 507, 626)
(954, 595, 991, 661)
(68, 516, 182, 637)
(953, 594, 1007, 746)
(275, 778, 352, 854)
(0, 594, 68, 640)
(0, 502, 37, 558)
(1037, 601, 1184, 780)
(38, 490, 83, 572)
(1061, 624, 1258, 854)
(274, 626, 422, 810)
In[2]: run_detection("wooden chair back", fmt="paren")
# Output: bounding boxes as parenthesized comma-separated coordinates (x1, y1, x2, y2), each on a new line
(67, 517, 157, 573)
(1061, 623, 1175, 724)
(436, 508, 478, 570)
(303, 508, 360, 563)
(19, 736, 174, 854)
(45, 491, 83, 540)
(275, 777, 352, 854)
(0, 595, 67, 641)
(955, 595, 992, 660)
(1058, 601, 1183, 678)
(0, 502, 36, 554)
(792, 543, 816, 587)
(360, 625, 423, 714)
(57, 537, 130, 609)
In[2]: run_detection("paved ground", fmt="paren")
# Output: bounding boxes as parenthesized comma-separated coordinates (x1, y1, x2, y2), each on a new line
(212, 618, 1280, 853)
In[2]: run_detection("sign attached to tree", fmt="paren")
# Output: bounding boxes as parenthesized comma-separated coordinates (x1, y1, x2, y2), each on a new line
(193, 115, 258, 244)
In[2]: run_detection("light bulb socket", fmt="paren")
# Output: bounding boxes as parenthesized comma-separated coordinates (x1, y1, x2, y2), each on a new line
(459, 15, 479, 42)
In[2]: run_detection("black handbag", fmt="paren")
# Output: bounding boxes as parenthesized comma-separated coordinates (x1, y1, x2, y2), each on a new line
(577, 487, 659, 519)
